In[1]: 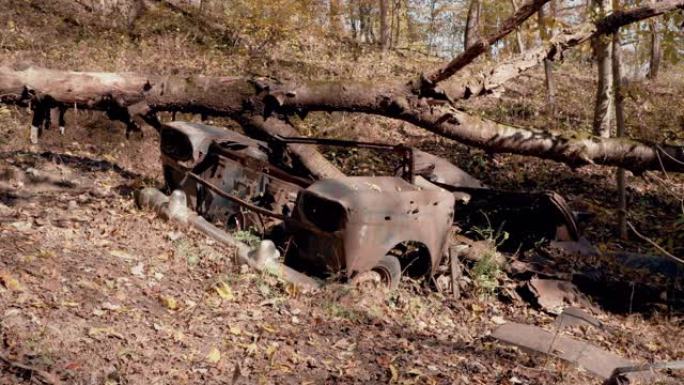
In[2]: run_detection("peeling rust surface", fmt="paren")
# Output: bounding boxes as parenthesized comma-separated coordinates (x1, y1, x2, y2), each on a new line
(159, 121, 455, 285)
(526, 278, 597, 314)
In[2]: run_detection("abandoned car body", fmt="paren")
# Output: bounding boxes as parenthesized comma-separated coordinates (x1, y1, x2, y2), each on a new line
(286, 177, 454, 288)
(160, 121, 454, 288)
(159, 121, 578, 288)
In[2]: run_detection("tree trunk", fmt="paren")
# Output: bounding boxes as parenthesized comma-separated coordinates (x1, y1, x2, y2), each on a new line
(389, 0, 397, 48)
(612, 1, 628, 239)
(592, 0, 614, 138)
(329, 0, 344, 36)
(537, 4, 555, 117)
(3, 66, 684, 174)
(379, 0, 389, 50)
(510, 0, 526, 53)
(647, 17, 661, 79)
(405, 0, 415, 43)
(464, 0, 482, 49)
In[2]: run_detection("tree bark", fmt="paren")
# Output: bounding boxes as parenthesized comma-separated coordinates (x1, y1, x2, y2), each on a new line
(464, 0, 482, 50)
(592, 0, 614, 138)
(3, 66, 683, 174)
(537, 4, 555, 116)
(379, 0, 389, 50)
(329, 0, 345, 36)
(647, 16, 662, 79)
(510, 0, 526, 53)
(612, 0, 628, 239)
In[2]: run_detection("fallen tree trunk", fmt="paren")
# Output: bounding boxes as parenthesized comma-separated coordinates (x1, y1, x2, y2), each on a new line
(0, 66, 342, 178)
(1, 66, 684, 174)
(269, 80, 684, 173)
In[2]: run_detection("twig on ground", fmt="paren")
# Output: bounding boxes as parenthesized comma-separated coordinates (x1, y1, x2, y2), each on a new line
(0, 352, 62, 385)
(627, 222, 684, 265)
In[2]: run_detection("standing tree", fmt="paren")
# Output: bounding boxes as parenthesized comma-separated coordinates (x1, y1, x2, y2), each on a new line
(648, 11, 662, 79)
(379, 0, 389, 50)
(612, 0, 628, 239)
(464, 0, 482, 49)
(510, 0, 526, 53)
(537, 2, 555, 117)
(592, 0, 614, 138)
(329, 0, 345, 36)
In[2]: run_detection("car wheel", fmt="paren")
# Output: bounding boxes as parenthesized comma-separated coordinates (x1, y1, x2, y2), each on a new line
(353, 254, 402, 291)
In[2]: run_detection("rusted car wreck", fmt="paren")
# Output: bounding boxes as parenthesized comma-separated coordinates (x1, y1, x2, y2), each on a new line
(157, 121, 578, 289)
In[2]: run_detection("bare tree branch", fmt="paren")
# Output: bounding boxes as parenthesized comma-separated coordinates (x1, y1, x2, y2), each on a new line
(426, 0, 551, 85)
(445, 0, 684, 100)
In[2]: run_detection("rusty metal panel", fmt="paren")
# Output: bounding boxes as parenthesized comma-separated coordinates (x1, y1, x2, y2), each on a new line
(492, 322, 633, 379)
(526, 278, 597, 314)
(289, 176, 455, 277)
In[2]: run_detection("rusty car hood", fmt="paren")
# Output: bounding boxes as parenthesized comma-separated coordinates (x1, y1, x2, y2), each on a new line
(294, 177, 455, 275)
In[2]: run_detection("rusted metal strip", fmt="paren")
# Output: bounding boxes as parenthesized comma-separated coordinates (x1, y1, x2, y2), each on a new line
(492, 322, 633, 379)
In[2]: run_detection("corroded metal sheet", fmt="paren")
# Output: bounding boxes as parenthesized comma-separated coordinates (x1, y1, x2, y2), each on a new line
(492, 322, 633, 379)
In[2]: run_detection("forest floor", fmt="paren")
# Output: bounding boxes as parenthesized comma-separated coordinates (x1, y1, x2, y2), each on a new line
(0, 1, 683, 384)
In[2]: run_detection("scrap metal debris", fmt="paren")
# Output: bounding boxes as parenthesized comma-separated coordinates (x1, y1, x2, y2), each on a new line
(491, 322, 666, 383)
(524, 278, 597, 314)
(155, 120, 584, 290)
(552, 306, 606, 331)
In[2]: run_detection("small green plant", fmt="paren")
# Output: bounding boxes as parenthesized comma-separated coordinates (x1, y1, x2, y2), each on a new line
(471, 251, 502, 298)
(173, 238, 200, 266)
(233, 229, 261, 248)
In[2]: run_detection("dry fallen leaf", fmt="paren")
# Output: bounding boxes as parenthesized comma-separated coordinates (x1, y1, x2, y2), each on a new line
(229, 325, 241, 336)
(87, 327, 125, 340)
(206, 347, 221, 364)
(160, 295, 178, 310)
(0, 270, 23, 291)
(389, 363, 399, 383)
(214, 281, 234, 301)
(130, 263, 145, 277)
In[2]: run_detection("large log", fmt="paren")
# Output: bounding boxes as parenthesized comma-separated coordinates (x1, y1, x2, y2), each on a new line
(270, 80, 684, 173)
(0, 66, 340, 178)
(2, 66, 683, 174)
